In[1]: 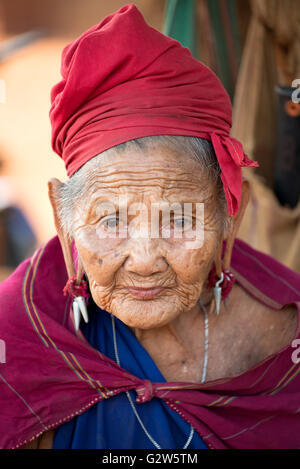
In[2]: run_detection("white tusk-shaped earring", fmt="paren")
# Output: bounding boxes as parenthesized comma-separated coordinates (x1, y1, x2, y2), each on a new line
(64, 275, 90, 331)
(72, 296, 89, 330)
(213, 272, 224, 316)
(73, 299, 81, 330)
(75, 296, 89, 323)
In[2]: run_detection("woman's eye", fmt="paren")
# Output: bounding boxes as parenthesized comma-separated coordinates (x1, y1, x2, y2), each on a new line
(173, 218, 184, 228)
(173, 217, 193, 230)
(102, 217, 120, 230)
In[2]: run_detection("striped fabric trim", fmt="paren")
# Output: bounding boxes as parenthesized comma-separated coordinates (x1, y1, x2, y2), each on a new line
(22, 246, 109, 400)
(269, 362, 300, 396)
(234, 243, 300, 297)
(22, 247, 49, 347)
(231, 268, 282, 310)
(222, 415, 276, 441)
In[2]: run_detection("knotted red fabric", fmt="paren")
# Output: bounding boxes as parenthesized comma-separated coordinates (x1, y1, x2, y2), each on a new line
(50, 3, 258, 216)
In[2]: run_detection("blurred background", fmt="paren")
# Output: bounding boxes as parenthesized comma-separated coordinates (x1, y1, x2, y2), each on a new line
(0, 0, 299, 281)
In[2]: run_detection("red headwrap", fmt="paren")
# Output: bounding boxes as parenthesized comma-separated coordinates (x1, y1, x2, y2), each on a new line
(50, 3, 258, 216)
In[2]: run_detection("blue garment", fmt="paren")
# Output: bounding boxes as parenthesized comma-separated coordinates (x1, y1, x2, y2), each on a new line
(53, 302, 208, 449)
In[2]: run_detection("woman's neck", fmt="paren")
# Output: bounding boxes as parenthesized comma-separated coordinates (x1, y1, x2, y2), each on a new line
(132, 299, 208, 382)
(129, 284, 298, 383)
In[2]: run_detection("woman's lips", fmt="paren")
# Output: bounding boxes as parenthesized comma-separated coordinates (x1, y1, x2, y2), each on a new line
(127, 286, 163, 300)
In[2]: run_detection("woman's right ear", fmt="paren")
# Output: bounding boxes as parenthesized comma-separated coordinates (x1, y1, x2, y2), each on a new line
(48, 178, 76, 278)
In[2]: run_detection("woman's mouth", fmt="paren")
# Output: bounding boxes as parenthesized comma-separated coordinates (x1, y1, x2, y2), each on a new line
(127, 286, 163, 300)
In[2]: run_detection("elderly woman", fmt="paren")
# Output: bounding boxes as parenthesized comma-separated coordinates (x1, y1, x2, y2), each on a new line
(1, 4, 299, 450)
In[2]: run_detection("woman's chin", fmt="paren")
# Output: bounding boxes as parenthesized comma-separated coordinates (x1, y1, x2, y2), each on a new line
(108, 297, 183, 330)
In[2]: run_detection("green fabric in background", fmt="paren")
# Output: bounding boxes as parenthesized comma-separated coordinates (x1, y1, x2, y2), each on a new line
(163, 0, 197, 58)
(163, 0, 242, 101)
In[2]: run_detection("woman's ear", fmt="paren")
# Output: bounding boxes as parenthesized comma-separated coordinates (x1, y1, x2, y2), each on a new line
(48, 178, 76, 278)
(223, 179, 250, 270)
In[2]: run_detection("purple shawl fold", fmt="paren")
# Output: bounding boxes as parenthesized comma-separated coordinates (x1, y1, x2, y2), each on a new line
(0, 236, 299, 449)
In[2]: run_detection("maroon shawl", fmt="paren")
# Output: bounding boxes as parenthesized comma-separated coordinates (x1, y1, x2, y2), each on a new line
(0, 236, 299, 449)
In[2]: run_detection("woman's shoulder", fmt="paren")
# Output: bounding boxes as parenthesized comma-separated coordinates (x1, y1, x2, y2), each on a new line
(207, 282, 299, 380)
(231, 282, 299, 353)
(0, 235, 67, 324)
(222, 239, 300, 375)
(231, 238, 300, 309)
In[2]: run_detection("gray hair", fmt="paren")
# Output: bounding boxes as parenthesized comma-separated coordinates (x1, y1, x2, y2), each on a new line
(56, 135, 228, 236)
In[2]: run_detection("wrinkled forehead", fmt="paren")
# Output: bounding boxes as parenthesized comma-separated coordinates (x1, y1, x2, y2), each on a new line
(82, 145, 215, 203)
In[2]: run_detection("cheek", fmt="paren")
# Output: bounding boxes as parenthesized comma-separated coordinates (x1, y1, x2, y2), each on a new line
(74, 228, 124, 286)
(165, 234, 219, 285)
(74, 224, 124, 253)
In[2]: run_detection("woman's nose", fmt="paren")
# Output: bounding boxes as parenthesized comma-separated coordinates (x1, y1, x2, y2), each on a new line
(123, 239, 168, 277)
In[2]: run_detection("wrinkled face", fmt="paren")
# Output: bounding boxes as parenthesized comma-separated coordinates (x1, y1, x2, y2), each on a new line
(72, 144, 224, 329)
